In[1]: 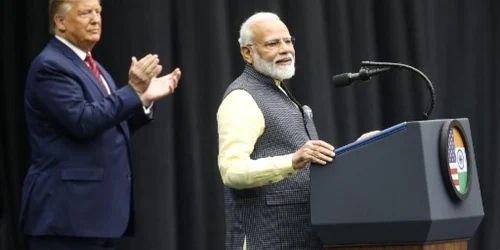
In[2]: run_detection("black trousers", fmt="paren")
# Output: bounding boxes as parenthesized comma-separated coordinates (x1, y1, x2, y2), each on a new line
(29, 236, 118, 250)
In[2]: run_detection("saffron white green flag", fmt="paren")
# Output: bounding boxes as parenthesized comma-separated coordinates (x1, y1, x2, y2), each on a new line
(448, 128, 468, 193)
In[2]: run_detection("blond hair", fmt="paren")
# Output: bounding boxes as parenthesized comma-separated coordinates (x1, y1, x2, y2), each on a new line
(48, 0, 101, 34)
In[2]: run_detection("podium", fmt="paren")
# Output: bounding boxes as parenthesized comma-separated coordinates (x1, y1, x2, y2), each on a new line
(310, 119, 484, 250)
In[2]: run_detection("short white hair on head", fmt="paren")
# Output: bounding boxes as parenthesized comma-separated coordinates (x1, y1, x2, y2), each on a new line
(238, 12, 280, 46)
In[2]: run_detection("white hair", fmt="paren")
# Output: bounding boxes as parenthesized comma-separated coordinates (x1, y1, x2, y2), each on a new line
(238, 12, 280, 46)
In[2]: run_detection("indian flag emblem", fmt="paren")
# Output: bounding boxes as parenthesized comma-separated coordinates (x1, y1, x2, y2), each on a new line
(448, 127, 468, 194)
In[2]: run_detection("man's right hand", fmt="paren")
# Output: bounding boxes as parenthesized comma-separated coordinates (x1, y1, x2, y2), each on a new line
(292, 140, 335, 170)
(128, 54, 162, 94)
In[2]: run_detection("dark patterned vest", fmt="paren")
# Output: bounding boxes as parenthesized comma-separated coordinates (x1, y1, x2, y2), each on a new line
(222, 65, 323, 250)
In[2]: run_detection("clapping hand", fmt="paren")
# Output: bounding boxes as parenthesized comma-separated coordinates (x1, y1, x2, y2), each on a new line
(140, 68, 182, 102)
(128, 54, 162, 94)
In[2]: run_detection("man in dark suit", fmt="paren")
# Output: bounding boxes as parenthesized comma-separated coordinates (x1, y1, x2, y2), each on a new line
(20, 0, 181, 249)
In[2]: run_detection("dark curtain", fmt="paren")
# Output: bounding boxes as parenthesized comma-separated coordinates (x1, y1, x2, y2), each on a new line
(1, 0, 499, 250)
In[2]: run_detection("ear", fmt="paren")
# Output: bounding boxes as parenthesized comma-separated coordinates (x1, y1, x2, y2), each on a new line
(240, 46, 253, 65)
(54, 14, 67, 32)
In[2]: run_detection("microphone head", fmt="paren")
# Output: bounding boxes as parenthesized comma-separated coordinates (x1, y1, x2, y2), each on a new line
(332, 73, 352, 87)
(302, 105, 313, 120)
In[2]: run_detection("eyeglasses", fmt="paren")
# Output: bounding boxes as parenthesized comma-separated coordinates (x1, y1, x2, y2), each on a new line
(247, 37, 295, 50)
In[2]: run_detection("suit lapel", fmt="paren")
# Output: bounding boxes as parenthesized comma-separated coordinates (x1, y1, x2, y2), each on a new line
(49, 38, 131, 139)
(49, 38, 108, 97)
(97, 62, 131, 139)
(73, 60, 108, 97)
(97, 63, 117, 92)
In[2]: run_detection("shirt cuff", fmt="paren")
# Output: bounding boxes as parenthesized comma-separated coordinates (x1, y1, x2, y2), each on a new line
(142, 102, 154, 115)
(272, 154, 297, 176)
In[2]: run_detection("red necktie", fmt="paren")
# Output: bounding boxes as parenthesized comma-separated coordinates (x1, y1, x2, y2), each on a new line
(84, 53, 109, 95)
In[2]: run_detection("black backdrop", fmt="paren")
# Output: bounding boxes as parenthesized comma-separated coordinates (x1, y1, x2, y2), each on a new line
(1, 0, 499, 250)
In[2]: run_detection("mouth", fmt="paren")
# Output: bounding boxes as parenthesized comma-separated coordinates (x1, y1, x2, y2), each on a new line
(275, 57, 293, 65)
(88, 29, 100, 34)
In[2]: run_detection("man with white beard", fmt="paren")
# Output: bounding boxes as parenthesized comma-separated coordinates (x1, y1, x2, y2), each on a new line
(216, 12, 335, 250)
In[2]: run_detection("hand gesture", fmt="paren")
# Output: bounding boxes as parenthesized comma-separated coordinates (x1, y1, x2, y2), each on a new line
(141, 68, 182, 102)
(292, 140, 335, 170)
(128, 54, 162, 93)
(355, 130, 380, 142)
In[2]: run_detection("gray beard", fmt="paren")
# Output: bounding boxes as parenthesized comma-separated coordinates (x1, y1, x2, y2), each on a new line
(252, 52, 295, 80)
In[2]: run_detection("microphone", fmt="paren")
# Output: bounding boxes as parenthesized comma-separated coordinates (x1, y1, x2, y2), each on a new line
(301, 105, 313, 120)
(331, 61, 436, 120)
(332, 67, 392, 87)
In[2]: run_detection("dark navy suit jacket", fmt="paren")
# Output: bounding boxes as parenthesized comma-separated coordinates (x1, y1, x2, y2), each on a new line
(21, 37, 151, 238)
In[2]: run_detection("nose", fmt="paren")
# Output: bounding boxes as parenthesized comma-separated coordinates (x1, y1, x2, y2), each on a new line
(278, 41, 294, 54)
(90, 11, 101, 23)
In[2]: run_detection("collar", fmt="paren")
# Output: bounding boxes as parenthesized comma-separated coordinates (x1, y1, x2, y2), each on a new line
(55, 35, 88, 61)
(274, 79, 281, 87)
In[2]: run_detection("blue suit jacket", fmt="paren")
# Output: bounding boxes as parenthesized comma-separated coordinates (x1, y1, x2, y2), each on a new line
(20, 37, 151, 238)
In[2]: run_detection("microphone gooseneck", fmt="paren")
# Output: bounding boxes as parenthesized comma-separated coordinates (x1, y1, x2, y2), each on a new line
(332, 61, 436, 120)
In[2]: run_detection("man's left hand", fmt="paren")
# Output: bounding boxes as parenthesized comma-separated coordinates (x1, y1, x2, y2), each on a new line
(140, 68, 182, 104)
(356, 130, 380, 142)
